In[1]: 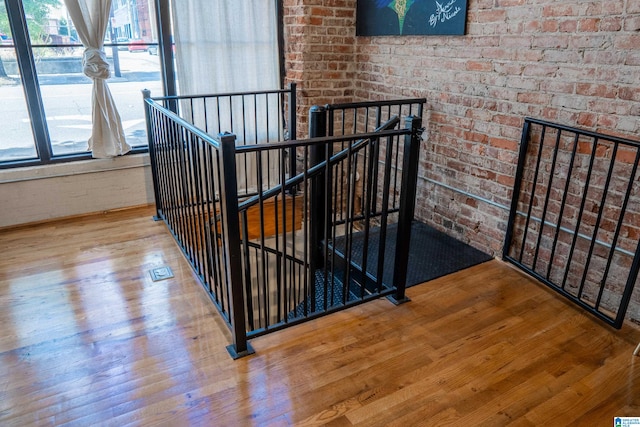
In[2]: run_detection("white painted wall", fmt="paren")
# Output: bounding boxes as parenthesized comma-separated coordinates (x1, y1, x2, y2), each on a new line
(0, 154, 155, 228)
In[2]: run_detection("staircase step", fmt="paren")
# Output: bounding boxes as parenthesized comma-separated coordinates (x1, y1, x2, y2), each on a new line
(288, 268, 365, 319)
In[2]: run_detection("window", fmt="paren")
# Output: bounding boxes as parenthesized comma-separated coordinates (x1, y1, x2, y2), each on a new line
(0, 0, 173, 168)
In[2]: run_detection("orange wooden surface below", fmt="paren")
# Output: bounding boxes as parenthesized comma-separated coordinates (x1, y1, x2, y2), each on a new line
(240, 195, 304, 240)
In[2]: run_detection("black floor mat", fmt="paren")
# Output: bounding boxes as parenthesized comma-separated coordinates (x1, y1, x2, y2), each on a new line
(333, 220, 493, 288)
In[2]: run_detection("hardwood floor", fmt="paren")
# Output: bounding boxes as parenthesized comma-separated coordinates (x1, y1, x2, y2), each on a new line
(1, 206, 639, 426)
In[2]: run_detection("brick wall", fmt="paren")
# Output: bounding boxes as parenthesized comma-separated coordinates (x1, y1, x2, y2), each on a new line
(283, 0, 640, 323)
(284, 0, 639, 253)
(283, 0, 357, 131)
(355, 0, 639, 257)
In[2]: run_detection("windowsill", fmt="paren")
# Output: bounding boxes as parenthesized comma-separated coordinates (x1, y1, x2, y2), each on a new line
(0, 153, 150, 184)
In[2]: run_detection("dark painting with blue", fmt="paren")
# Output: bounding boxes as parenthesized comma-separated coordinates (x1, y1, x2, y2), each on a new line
(356, 0, 468, 36)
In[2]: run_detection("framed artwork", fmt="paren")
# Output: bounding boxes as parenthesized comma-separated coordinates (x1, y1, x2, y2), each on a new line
(356, 0, 469, 36)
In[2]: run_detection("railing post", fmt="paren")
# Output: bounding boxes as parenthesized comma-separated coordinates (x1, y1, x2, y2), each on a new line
(503, 119, 531, 259)
(309, 105, 327, 270)
(288, 82, 297, 184)
(218, 132, 254, 359)
(389, 116, 423, 304)
(142, 89, 162, 221)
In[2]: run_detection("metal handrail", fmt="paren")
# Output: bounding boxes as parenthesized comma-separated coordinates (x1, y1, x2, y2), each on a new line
(237, 117, 403, 212)
(151, 87, 295, 103)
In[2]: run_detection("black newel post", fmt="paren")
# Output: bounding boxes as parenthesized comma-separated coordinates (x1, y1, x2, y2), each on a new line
(142, 89, 162, 221)
(503, 120, 531, 260)
(308, 106, 328, 313)
(288, 82, 297, 188)
(218, 132, 254, 359)
(390, 116, 423, 304)
(309, 106, 327, 269)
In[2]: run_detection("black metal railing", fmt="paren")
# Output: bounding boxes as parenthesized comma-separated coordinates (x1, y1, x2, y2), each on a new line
(151, 84, 297, 199)
(144, 88, 425, 357)
(235, 120, 422, 334)
(144, 91, 234, 328)
(504, 117, 640, 329)
(323, 99, 425, 224)
(308, 102, 425, 307)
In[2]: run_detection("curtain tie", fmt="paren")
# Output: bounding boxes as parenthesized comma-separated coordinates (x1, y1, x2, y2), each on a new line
(82, 48, 110, 80)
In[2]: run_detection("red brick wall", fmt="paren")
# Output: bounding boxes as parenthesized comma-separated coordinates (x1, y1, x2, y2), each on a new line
(283, 0, 357, 131)
(282, 0, 640, 321)
(284, 0, 639, 252)
(355, 0, 639, 257)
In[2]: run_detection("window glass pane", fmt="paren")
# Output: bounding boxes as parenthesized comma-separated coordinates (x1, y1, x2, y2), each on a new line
(0, 9, 38, 162)
(106, 47, 163, 148)
(25, 0, 162, 156)
(19, 0, 58, 45)
(28, 3, 91, 157)
(33, 46, 92, 156)
(108, 0, 163, 147)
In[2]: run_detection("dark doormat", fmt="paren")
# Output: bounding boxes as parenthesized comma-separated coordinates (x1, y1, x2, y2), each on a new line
(333, 220, 494, 288)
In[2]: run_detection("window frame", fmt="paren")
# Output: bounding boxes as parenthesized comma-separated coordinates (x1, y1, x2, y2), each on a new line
(0, 0, 176, 170)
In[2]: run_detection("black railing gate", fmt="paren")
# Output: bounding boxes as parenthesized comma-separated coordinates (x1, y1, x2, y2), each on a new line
(504, 117, 640, 329)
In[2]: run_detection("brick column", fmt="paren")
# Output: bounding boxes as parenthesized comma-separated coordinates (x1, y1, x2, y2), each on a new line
(282, 0, 357, 136)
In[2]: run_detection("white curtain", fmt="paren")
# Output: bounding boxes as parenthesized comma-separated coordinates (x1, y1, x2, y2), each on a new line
(171, 1, 280, 96)
(171, 0, 282, 192)
(64, 0, 130, 158)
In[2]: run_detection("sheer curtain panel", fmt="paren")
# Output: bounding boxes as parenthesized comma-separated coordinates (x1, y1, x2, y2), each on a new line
(64, 0, 130, 158)
(171, 1, 282, 192)
(171, 0, 280, 96)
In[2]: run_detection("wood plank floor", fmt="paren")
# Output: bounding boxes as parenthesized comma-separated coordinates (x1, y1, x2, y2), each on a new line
(1, 206, 639, 426)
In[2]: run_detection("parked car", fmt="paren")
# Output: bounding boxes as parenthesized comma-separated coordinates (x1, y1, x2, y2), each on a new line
(116, 37, 129, 50)
(128, 39, 148, 52)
